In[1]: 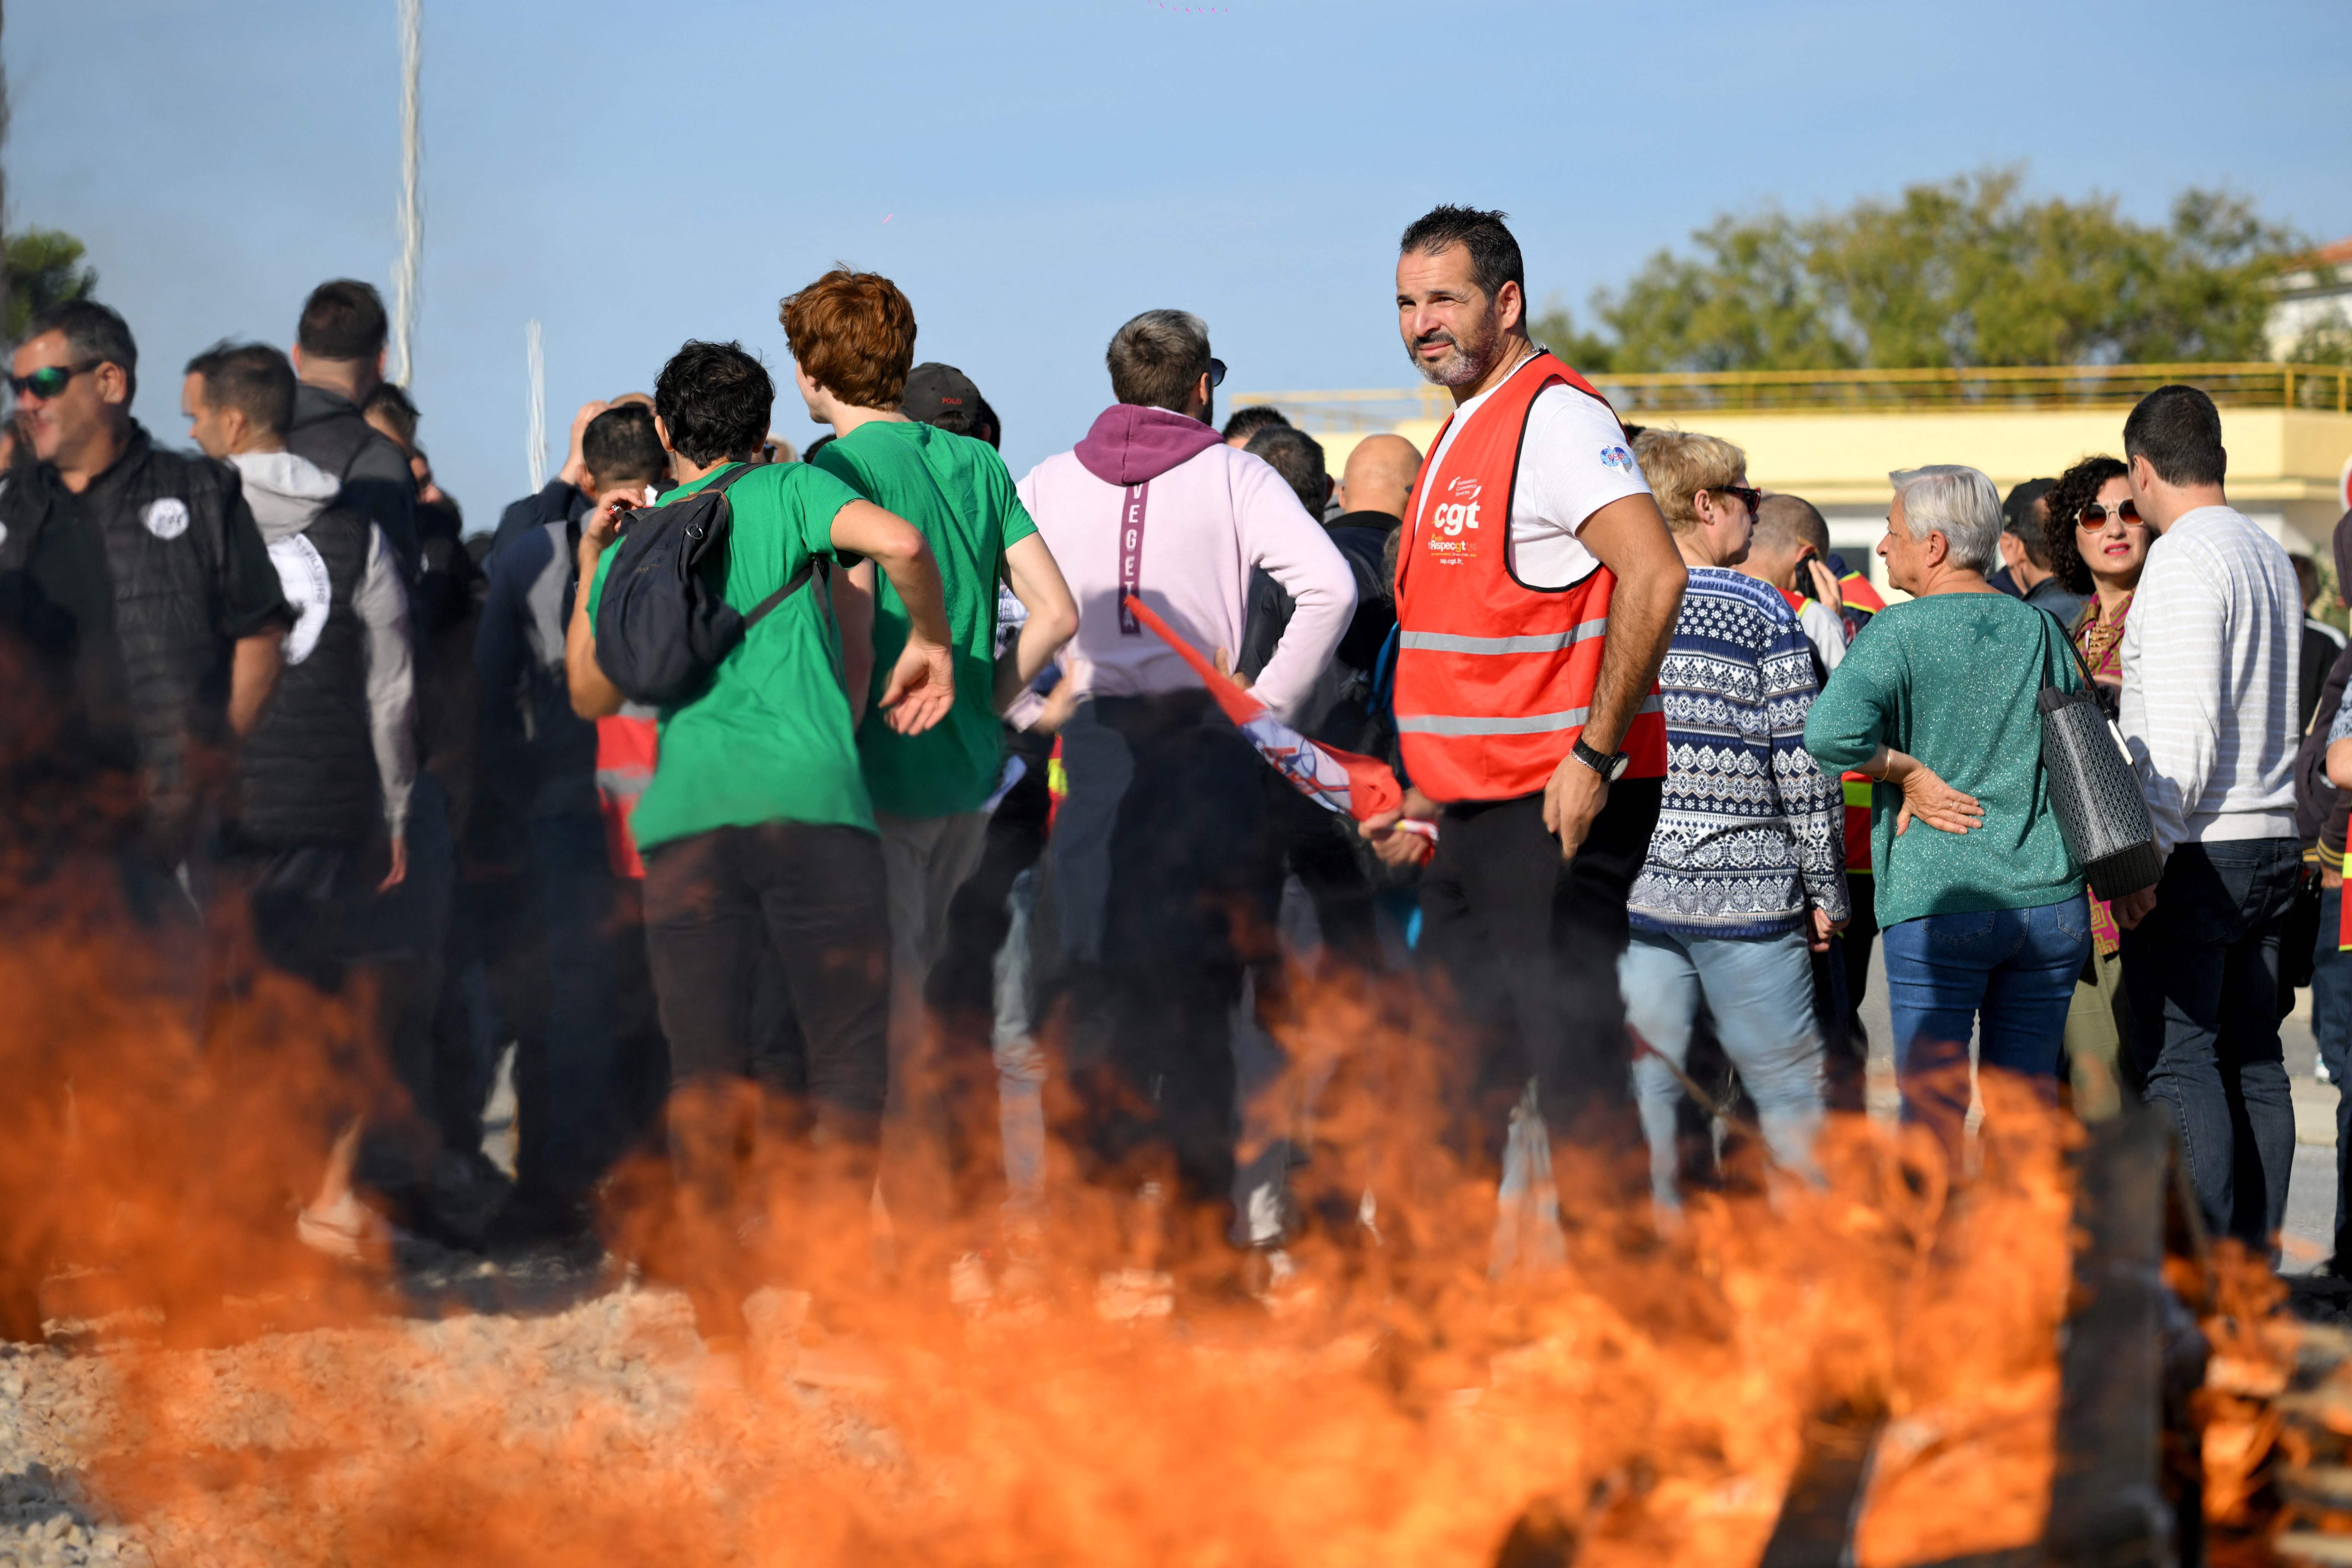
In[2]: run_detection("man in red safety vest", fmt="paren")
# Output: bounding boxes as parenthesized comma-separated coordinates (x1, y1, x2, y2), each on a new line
(1361, 206, 1688, 1178)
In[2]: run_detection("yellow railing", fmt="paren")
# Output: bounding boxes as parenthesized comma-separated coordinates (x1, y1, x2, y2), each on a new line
(1236, 362, 2352, 430)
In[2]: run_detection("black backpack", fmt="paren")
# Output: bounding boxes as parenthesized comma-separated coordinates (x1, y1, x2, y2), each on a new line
(591, 464, 818, 705)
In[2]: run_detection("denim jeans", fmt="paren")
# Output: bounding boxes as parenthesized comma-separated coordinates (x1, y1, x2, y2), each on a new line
(1880, 897, 2091, 1163)
(1621, 927, 1827, 1211)
(2313, 882, 2352, 1261)
(2115, 838, 2300, 1244)
(2119, 837, 2301, 1245)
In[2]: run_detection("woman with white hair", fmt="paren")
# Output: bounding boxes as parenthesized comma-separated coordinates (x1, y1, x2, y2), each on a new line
(1804, 465, 2091, 1155)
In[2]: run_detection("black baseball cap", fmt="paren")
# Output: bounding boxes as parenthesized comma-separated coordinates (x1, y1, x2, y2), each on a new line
(902, 361, 985, 424)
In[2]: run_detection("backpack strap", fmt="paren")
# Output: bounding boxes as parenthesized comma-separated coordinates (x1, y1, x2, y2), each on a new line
(743, 560, 818, 631)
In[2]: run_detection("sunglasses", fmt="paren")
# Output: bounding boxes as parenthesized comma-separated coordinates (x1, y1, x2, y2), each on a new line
(2077, 500, 2145, 530)
(7, 360, 100, 400)
(1711, 483, 1764, 513)
(1208, 357, 1227, 389)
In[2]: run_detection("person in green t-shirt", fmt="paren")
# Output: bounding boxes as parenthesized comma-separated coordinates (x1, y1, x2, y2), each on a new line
(1802, 464, 2090, 1163)
(564, 338, 956, 1347)
(780, 270, 1077, 1237)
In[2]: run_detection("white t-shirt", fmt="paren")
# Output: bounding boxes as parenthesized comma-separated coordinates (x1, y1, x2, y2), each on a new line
(1416, 355, 1650, 589)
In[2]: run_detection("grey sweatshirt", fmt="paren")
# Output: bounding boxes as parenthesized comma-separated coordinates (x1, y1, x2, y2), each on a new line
(229, 449, 417, 839)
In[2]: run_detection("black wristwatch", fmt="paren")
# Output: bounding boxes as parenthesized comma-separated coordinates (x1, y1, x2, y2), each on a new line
(1571, 737, 1630, 783)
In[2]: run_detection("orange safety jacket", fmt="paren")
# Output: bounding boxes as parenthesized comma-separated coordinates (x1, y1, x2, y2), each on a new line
(1391, 351, 1667, 803)
(594, 713, 658, 880)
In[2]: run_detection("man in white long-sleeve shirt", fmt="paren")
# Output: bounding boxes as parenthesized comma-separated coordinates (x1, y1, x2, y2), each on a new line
(2112, 383, 2302, 1247)
(1015, 308, 1353, 1246)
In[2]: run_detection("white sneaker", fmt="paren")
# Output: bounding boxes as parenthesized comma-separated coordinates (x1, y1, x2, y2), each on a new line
(1094, 1267, 1174, 1324)
(295, 1194, 390, 1262)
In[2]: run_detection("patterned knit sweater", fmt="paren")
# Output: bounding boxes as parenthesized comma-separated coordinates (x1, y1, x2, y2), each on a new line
(1628, 567, 1848, 938)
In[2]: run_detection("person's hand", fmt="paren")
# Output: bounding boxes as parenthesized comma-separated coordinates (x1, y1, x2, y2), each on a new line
(582, 487, 637, 553)
(559, 400, 610, 489)
(1806, 905, 1846, 952)
(2112, 885, 2158, 929)
(1031, 677, 1082, 735)
(1360, 786, 1439, 867)
(376, 835, 409, 894)
(1211, 647, 1255, 690)
(879, 634, 955, 735)
(1543, 751, 1609, 861)
(2325, 861, 2344, 892)
(1804, 556, 1843, 610)
(1884, 751, 1983, 837)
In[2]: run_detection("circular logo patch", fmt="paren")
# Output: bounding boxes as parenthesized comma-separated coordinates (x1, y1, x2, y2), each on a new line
(142, 497, 191, 541)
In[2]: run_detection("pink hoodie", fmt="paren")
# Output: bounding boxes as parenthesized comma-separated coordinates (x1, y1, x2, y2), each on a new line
(1016, 405, 1355, 725)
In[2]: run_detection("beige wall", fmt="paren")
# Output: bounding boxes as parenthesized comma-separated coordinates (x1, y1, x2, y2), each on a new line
(1306, 406, 2352, 586)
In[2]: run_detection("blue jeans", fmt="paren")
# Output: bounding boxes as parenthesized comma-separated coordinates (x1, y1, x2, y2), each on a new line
(2313, 882, 2352, 1260)
(1881, 898, 2090, 1163)
(1621, 927, 1826, 1211)
(2121, 838, 2301, 1245)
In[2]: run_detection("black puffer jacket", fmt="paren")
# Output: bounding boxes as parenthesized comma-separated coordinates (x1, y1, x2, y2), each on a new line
(0, 425, 291, 855)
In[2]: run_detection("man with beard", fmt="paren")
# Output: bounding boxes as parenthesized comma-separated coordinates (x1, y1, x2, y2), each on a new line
(1360, 205, 1688, 1197)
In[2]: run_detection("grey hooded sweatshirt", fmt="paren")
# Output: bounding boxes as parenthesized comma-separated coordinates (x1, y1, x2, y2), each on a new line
(229, 449, 417, 839)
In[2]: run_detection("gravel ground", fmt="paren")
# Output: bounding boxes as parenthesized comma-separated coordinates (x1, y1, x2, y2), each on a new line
(0, 1268, 888, 1568)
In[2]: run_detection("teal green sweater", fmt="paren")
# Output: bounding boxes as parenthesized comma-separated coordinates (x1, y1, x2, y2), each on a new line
(1803, 593, 2085, 928)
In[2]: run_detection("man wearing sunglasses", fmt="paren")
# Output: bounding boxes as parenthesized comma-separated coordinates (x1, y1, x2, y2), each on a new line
(0, 299, 291, 879)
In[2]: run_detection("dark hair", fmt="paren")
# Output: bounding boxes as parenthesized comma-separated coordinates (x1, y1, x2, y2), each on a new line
(2042, 455, 2130, 595)
(1222, 405, 1290, 444)
(653, 340, 773, 467)
(1243, 424, 1328, 516)
(1398, 205, 1525, 302)
(2000, 478, 2058, 569)
(581, 402, 667, 487)
(183, 340, 295, 438)
(802, 433, 834, 465)
(929, 396, 1001, 449)
(27, 298, 138, 399)
(2123, 384, 2226, 488)
(296, 279, 390, 361)
(1106, 309, 1211, 412)
(362, 381, 420, 446)
(2291, 553, 2320, 607)
(779, 267, 918, 411)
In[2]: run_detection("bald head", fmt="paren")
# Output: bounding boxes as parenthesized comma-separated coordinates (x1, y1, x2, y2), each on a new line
(1743, 492, 1831, 590)
(1338, 433, 1423, 520)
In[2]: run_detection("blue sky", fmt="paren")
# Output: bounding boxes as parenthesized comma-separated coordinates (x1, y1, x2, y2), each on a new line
(13, 0, 2349, 523)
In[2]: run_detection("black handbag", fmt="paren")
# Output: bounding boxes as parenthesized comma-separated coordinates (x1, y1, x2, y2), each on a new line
(2037, 630, 2161, 901)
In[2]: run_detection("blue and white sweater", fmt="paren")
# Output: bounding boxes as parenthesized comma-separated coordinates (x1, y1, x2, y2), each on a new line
(1628, 567, 1848, 939)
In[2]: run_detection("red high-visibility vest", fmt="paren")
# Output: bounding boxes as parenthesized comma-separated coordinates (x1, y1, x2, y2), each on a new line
(595, 713, 658, 879)
(1391, 351, 1667, 803)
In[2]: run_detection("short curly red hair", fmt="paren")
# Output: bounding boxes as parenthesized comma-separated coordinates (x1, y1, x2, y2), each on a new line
(779, 267, 917, 412)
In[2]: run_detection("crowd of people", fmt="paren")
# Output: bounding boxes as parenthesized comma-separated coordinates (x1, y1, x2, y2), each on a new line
(5, 201, 2351, 1345)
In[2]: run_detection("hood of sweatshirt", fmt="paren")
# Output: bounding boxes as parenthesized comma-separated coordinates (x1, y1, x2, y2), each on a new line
(1071, 404, 1223, 487)
(230, 450, 342, 542)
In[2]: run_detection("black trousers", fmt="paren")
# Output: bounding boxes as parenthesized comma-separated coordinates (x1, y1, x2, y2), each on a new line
(641, 820, 890, 1187)
(1416, 780, 1662, 1172)
(1056, 693, 1288, 1229)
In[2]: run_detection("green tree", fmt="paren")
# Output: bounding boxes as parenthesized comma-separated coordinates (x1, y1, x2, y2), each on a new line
(4, 228, 98, 343)
(1562, 169, 2295, 373)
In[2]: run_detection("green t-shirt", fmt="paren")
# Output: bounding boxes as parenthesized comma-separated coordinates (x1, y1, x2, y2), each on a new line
(1801, 592, 2085, 928)
(586, 462, 871, 849)
(813, 420, 1038, 819)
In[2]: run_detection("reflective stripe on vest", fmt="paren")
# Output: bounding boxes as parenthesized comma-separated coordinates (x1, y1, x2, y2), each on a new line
(1390, 350, 1668, 802)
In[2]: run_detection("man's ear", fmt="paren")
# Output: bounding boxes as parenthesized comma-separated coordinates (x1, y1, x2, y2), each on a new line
(97, 362, 132, 409)
(653, 413, 675, 454)
(374, 346, 387, 379)
(1495, 278, 1524, 335)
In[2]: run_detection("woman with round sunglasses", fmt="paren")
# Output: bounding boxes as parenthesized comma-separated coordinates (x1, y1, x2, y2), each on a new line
(2042, 455, 2146, 719)
(2039, 454, 2146, 1117)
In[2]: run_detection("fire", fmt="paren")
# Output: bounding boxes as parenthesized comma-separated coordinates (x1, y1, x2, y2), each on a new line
(0, 886, 2091, 1568)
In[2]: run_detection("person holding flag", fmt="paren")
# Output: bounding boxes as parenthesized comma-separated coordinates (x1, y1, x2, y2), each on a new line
(1365, 206, 1689, 1192)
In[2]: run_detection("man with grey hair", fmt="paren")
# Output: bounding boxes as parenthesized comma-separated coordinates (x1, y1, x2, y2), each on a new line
(1015, 308, 1354, 1266)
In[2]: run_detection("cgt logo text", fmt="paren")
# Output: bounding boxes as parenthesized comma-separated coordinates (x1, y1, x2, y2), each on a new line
(1431, 499, 1481, 537)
